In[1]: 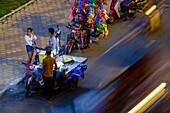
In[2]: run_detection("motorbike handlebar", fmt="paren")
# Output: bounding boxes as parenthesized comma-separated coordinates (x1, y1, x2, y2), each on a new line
(21, 62, 28, 65)
(35, 47, 45, 50)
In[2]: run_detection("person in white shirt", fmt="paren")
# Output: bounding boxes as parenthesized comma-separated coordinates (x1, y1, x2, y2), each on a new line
(47, 28, 60, 56)
(24, 28, 37, 63)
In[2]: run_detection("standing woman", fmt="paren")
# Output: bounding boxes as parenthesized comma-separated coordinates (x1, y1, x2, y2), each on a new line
(24, 28, 37, 63)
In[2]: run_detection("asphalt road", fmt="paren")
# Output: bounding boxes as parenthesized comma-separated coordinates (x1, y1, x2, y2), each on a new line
(97, 2, 170, 112)
(0, 3, 170, 113)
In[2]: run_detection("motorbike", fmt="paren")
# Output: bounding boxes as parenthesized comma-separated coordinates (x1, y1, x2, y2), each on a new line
(55, 25, 61, 39)
(108, 0, 137, 23)
(66, 25, 90, 53)
(22, 61, 87, 97)
(55, 25, 69, 56)
(135, 0, 148, 10)
(22, 62, 42, 97)
(66, 28, 77, 54)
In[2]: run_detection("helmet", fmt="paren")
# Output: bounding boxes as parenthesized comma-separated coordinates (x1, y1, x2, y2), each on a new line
(71, 30, 76, 33)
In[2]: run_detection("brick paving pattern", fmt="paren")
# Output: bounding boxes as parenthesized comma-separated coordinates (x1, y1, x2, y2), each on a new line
(0, 0, 112, 89)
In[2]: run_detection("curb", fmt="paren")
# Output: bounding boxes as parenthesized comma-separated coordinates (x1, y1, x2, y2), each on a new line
(0, 74, 26, 97)
(0, 0, 36, 21)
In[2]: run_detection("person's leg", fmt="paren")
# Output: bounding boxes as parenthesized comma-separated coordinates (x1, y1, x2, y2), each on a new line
(49, 77, 53, 99)
(27, 51, 33, 63)
(27, 52, 32, 63)
(43, 76, 48, 99)
(26, 45, 34, 63)
(30, 51, 34, 62)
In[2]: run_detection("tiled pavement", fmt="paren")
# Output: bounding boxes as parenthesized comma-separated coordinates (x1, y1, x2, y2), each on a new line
(0, 0, 112, 90)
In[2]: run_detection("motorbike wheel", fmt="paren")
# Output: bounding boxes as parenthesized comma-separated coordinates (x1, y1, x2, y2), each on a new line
(25, 83, 31, 97)
(129, 10, 136, 17)
(69, 77, 78, 91)
(109, 16, 115, 24)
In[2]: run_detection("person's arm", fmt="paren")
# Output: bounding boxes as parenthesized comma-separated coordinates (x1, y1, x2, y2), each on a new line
(24, 35, 32, 46)
(54, 59, 57, 69)
(42, 60, 46, 77)
(33, 35, 37, 40)
(31, 34, 37, 47)
(49, 37, 55, 47)
(31, 31, 37, 40)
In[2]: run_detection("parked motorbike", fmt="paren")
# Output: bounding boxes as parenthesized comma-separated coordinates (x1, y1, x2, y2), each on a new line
(108, 0, 137, 23)
(66, 25, 90, 53)
(22, 62, 42, 97)
(55, 25, 69, 56)
(22, 62, 87, 97)
(55, 25, 61, 38)
(135, 0, 148, 10)
(66, 30, 77, 54)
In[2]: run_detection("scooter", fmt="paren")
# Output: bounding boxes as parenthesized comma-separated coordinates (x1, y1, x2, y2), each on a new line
(108, 0, 137, 23)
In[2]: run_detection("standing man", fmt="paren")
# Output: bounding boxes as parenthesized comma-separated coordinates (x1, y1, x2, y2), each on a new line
(42, 48, 57, 100)
(47, 28, 60, 56)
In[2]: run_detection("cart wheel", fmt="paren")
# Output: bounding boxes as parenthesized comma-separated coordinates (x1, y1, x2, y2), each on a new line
(69, 77, 78, 91)
(25, 83, 31, 97)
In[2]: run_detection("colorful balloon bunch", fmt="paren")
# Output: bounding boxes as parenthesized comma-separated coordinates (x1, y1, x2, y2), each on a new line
(68, 0, 109, 38)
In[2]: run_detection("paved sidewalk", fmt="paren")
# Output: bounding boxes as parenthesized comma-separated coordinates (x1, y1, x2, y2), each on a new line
(0, 0, 73, 92)
(0, 0, 112, 95)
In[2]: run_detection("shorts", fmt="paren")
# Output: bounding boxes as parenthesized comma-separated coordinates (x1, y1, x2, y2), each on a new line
(26, 45, 34, 53)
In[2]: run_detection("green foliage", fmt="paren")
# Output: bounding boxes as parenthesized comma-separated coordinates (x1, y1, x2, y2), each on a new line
(0, 0, 29, 18)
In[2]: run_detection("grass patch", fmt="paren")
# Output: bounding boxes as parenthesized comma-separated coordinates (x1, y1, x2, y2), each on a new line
(0, 0, 30, 18)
